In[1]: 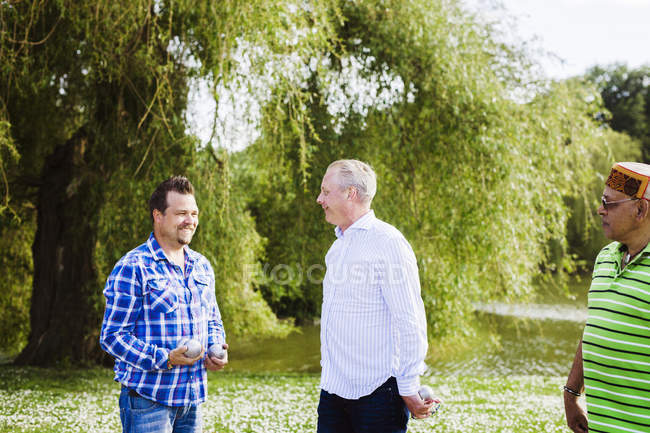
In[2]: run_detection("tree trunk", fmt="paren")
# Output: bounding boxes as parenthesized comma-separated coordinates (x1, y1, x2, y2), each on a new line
(14, 131, 109, 366)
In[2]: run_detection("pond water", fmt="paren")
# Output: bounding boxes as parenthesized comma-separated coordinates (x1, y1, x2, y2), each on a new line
(226, 276, 590, 377)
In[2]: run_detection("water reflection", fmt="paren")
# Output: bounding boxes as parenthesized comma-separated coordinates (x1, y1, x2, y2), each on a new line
(429, 310, 585, 377)
(226, 325, 322, 373)
(227, 279, 589, 377)
(473, 302, 587, 322)
(227, 311, 586, 377)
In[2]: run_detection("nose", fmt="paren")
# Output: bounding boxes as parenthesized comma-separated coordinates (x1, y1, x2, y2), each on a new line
(317, 193, 324, 204)
(598, 203, 606, 216)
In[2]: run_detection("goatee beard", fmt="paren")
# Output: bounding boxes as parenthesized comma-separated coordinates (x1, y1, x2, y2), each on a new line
(178, 226, 194, 245)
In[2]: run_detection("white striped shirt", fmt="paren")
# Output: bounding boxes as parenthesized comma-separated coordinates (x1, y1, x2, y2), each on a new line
(320, 210, 428, 399)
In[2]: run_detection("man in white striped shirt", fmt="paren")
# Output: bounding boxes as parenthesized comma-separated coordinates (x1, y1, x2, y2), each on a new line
(315, 159, 435, 433)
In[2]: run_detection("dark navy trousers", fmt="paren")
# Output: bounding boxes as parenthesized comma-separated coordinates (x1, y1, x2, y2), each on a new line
(317, 377, 409, 433)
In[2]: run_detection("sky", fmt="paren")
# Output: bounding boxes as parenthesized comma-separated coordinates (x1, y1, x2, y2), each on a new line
(467, 0, 650, 78)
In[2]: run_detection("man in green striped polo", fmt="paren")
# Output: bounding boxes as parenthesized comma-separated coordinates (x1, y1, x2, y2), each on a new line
(564, 162, 650, 433)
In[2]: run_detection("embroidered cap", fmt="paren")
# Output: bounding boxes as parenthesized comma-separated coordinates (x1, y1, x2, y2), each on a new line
(606, 162, 650, 200)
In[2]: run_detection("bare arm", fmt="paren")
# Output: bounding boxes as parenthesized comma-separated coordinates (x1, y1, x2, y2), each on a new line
(564, 340, 588, 433)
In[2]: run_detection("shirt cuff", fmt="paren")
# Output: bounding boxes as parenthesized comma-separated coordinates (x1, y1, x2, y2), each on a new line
(396, 375, 420, 397)
(154, 348, 170, 371)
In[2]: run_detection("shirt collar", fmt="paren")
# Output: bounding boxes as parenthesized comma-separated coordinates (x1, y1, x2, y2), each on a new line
(334, 210, 375, 239)
(146, 232, 196, 265)
(617, 241, 650, 254)
(147, 233, 167, 261)
(614, 242, 650, 272)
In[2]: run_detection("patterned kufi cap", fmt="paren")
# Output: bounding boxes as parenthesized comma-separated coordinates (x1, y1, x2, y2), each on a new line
(606, 162, 650, 200)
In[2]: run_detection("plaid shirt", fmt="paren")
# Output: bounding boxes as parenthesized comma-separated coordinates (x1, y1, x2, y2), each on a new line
(100, 233, 225, 407)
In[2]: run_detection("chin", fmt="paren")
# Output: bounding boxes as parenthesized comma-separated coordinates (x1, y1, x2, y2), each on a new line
(177, 236, 193, 245)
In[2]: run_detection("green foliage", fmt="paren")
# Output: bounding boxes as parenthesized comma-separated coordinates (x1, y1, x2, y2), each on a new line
(585, 64, 650, 161)
(0, 0, 636, 354)
(0, 0, 343, 357)
(0, 209, 33, 352)
(0, 120, 19, 215)
(189, 149, 293, 337)
(565, 130, 642, 265)
(562, 67, 648, 265)
(241, 0, 617, 337)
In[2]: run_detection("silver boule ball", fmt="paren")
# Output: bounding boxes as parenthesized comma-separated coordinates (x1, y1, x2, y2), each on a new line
(178, 338, 202, 358)
(208, 344, 226, 360)
(418, 385, 434, 401)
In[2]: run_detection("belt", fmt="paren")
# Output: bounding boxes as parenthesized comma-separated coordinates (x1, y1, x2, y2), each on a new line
(123, 386, 140, 398)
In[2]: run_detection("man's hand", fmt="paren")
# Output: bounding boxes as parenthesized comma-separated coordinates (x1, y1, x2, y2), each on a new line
(402, 394, 439, 419)
(168, 344, 205, 367)
(205, 343, 229, 371)
(564, 393, 588, 433)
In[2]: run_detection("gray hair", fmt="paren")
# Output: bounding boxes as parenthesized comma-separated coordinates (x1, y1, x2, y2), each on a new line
(327, 159, 377, 204)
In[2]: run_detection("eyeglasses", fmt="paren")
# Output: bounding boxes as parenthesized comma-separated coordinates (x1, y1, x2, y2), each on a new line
(601, 196, 639, 210)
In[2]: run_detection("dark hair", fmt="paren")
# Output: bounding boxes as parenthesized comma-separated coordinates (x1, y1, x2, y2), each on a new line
(149, 176, 195, 223)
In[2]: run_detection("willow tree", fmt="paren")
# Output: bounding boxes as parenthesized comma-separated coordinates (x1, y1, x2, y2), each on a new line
(242, 0, 614, 336)
(0, 0, 339, 365)
(585, 64, 650, 161)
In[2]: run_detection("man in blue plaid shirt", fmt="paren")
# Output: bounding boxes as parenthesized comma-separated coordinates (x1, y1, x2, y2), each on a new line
(100, 176, 227, 433)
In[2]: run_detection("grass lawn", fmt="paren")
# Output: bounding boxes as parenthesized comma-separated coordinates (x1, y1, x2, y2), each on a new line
(0, 366, 571, 432)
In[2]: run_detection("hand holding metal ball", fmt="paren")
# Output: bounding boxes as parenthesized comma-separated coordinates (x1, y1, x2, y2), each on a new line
(178, 338, 202, 358)
(418, 385, 441, 416)
(208, 344, 226, 360)
(418, 385, 434, 401)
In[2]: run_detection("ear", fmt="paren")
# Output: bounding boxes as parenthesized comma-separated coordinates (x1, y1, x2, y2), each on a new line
(637, 199, 650, 221)
(152, 208, 163, 224)
(347, 187, 358, 201)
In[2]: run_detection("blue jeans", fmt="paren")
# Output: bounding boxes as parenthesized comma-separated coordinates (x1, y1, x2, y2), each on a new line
(119, 387, 202, 433)
(317, 377, 409, 433)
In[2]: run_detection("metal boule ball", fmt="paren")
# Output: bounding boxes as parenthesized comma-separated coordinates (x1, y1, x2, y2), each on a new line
(418, 385, 434, 401)
(208, 344, 226, 360)
(178, 338, 202, 358)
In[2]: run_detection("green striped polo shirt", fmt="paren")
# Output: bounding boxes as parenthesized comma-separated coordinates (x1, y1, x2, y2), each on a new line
(583, 241, 650, 433)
